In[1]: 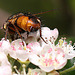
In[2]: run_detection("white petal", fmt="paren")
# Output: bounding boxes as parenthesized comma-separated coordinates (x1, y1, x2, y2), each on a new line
(41, 27, 58, 40)
(50, 28, 59, 40)
(27, 42, 42, 54)
(39, 65, 54, 72)
(1, 40, 11, 55)
(29, 53, 40, 65)
(65, 51, 75, 59)
(16, 50, 29, 62)
(41, 44, 52, 55)
(11, 39, 26, 50)
(0, 65, 12, 75)
(0, 52, 10, 65)
(0, 52, 12, 75)
(9, 51, 17, 59)
(55, 59, 67, 70)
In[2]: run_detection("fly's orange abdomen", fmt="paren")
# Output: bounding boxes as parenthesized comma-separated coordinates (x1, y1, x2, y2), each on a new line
(17, 16, 29, 31)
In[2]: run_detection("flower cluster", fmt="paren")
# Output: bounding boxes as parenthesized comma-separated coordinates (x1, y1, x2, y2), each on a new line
(0, 27, 75, 75)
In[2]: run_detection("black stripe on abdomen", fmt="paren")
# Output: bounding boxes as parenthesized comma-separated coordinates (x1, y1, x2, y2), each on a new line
(8, 23, 25, 34)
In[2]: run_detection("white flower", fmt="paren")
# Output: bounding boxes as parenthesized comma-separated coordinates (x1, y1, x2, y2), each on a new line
(29, 44, 67, 72)
(37, 27, 59, 46)
(0, 38, 29, 62)
(10, 39, 29, 62)
(0, 38, 42, 62)
(10, 39, 42, 62)
(0, 52, 12, 75)
(27, 42, 42, 55)
(0, 38, 11, 55)
(56, 38, 75, 59)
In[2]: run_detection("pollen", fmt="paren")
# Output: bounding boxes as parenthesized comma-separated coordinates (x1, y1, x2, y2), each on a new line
(49, 56, 52, 59)
(24, 46, 26, 50)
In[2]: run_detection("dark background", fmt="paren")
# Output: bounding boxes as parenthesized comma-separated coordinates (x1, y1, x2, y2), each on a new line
(0, 0, 75, 37)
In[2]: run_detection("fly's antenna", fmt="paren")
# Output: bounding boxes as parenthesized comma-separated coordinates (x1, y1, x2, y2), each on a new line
(33, 9, 57, 15)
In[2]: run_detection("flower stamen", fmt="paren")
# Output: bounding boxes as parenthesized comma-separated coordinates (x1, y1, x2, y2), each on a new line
(13, 66, 20, 75)
(22, 64, 26, 75)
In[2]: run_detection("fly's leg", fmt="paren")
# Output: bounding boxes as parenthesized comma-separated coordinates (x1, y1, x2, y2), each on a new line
(12, 24, 24, 46)
(5, 25, 8, 40)
(3, 22, 9, 40)
(40, 28, 47, 44)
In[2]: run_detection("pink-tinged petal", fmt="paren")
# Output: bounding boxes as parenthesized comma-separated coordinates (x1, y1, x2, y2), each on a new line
(34, 72, 37, 75)
(55, 58, 60, 64)
(27, 43, 33, 49)
(39, 65, 54, 72)
(42, 54, 45, 57)
(11, 45, 16, 51)
(0, 42, 2, 47)
(41, 44, 52, 54)
(19, 42, 23, 46)
(11, 39, 26, 50)
(48, 48, 52, 53)
(56, 38, 75, 59)
(43, 59, 53, 66)
(62, 54, 65, 57)
(18, 47, 22, 50)
(10, 39, 29, 61)
(27, 42, 42, 54)
(55, 59, 67, 70)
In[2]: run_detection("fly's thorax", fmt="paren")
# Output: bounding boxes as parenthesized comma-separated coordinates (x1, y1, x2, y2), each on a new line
(27, 18, 41, 32)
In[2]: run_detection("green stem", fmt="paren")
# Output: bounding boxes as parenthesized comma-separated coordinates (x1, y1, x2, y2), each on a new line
(19, 60, 30, 71)
(59, 64, 75, 75)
